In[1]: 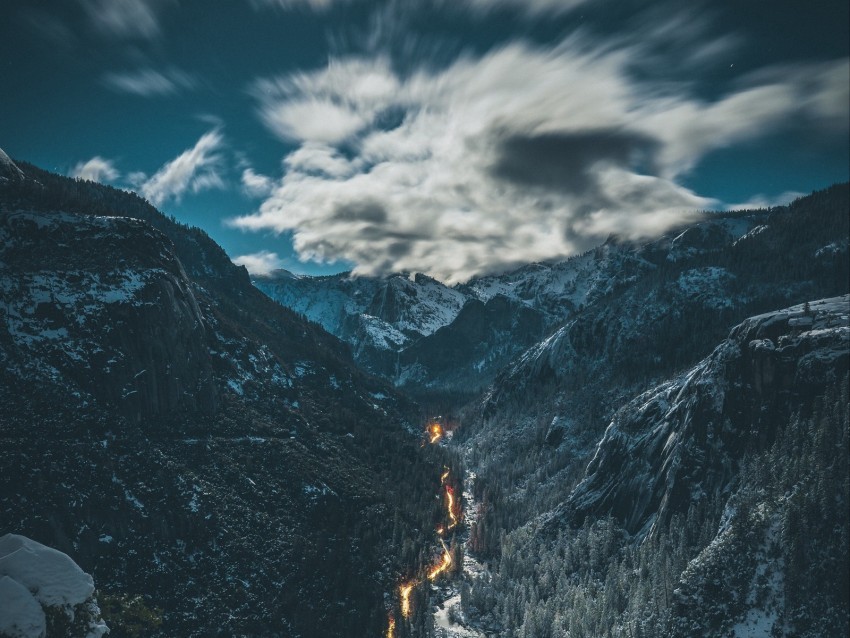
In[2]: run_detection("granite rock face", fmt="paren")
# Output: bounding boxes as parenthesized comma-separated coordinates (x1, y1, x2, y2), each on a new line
(0, 211, 217, 424)
(566, 296, 849, 535)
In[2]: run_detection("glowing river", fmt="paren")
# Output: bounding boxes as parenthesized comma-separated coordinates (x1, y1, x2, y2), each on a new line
(386, 423, 461, 635)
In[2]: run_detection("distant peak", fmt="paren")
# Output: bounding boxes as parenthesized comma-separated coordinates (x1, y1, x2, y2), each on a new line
(0, 146, 25, 181)
(259, 268, 300, 281)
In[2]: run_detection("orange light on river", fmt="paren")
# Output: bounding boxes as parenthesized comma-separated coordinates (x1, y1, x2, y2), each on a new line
(427, 539, 453, 581)
(390, 449, 458, 625)
(445, 485, 458, 529)
(400, 582, 414, 618)
(428, 422, 443, 444)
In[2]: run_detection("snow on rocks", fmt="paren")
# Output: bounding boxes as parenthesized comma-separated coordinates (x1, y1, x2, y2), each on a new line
(0, 575, 46, 638)
(0, 534, 107, 638)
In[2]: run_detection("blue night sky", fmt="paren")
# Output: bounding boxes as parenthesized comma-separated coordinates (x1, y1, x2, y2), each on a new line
(1, 0, 847, 282)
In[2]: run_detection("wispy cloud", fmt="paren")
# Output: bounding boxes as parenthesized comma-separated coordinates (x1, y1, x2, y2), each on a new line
(461, 0, 589, 17)
(102, 67, 196, 97)
(70, 156, 120, 183)
(725, 190, 806, 211)
(249, 0, 589, 17)
(78, 0, 171, 40)
(248, 0, 340, 12)
(241, 168, 275, 198)
(232, 25, 848, 282)
(140, 130, 226, 206)
(232, 250, 285, 275)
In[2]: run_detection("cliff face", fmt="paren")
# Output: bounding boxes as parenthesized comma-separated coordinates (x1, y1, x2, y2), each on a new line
(0, 211, 216, 424)
(566, 296, 849, 535)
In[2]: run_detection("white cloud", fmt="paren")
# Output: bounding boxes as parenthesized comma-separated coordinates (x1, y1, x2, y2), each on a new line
(140, 130, 226, 206)
(70, 156, 120, 183)
(232, 250, 285, 275)
(78, 0, 168, 39)
(252, 58, 399, 143)
(125, 171, 148, 187)
(241, 168, 275, 198)
(725, 190, 806, 211)
(102, 68, 196, 97)
(233, 34, 849, 283)
(261, 99, 367, 144)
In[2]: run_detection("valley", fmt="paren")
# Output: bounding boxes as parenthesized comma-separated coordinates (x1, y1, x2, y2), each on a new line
(1, 151, 848, 637)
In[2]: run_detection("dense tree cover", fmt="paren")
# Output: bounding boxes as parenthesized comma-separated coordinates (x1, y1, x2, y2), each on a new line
(461, 378, 849, 637)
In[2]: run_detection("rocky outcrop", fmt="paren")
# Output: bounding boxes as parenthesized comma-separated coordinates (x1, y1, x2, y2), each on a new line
(0, 534, 107, 638)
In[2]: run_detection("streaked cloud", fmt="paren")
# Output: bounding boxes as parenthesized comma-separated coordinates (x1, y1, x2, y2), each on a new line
(70, 156, 120, 183)
(252, 60, 399, 143)
(140, 130, 226, 206)
(232, 31, 848, 282)
(78, 0, 170, 40)
(249, 0, 589, 18)
(249, 0, 339, 10)
(102, 67, 196, 97)
(462, 0, 589, 17)
(232, 250, 285, 275)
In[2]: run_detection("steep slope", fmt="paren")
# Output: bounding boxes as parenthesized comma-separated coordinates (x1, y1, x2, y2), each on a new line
(566, 296, 849, 535)
(461, 186, 848, 522)
(460, 299, 849, 637)
(0, 147, 25, 183)
(0, 161, 445, 637)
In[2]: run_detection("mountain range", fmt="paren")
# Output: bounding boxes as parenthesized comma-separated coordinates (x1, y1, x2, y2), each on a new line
(1, 147, 847, 637)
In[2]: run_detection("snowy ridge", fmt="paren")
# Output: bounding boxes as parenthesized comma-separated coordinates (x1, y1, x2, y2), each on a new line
(0, 147, 25, 182)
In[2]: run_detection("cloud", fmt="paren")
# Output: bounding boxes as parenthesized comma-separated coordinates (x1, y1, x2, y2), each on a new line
(70, 156, 120, 183)
(233, 31, 849, 283)
(252, 59, 399, 143)
(241, 168, 275, 198)
(249, 0, 588, 17)
(102, 68, 196, 97)
(462, 0, 589, 17)
(232, 250, 285, 275)
(140, 130, 226, 206)
(249, 0, 339, 10)
(725, 190, 806, 211)
(78, 0, 170, 39)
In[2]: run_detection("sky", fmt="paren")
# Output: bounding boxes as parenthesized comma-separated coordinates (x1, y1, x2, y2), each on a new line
(1, 0, 848, 283)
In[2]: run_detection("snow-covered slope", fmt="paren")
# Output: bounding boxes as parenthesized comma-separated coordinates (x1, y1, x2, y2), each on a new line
(256, 270, 467, 341)
(256, 191, 850, 394)
(0, 147, 25, 183)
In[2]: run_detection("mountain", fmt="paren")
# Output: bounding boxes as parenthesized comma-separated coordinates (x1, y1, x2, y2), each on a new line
(0, 147, 25, 183)
(445, 186, 849, 637)
(254, 236, 647, 396)
(458, 185, 849, 532)
(256, 187, 848, 404)
(566, 295, 849, 535)
(0, 159, 446, 637)
(461, 297, 849, 637)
